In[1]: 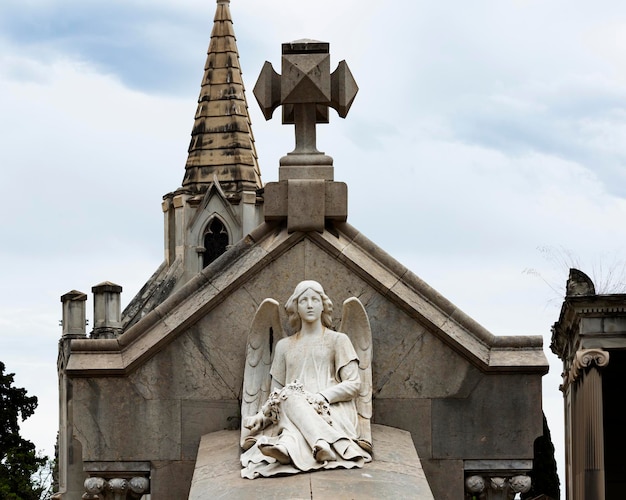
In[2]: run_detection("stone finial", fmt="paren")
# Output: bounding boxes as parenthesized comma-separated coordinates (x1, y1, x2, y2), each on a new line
(60, 290, 87, 339)
(257, 40, 355, 232)
(566, 268, 595, 296)
(91, 281, 123, 339)
(254, 39, 358, 176)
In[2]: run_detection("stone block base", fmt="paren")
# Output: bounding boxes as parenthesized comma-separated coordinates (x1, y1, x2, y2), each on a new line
(188, 424, 434, 499)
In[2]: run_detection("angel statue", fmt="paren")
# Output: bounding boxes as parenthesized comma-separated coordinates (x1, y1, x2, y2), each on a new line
(240, 280, 373, 479)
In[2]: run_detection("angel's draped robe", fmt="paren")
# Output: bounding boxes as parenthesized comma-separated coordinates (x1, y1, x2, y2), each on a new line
(240, 329, 371, 478)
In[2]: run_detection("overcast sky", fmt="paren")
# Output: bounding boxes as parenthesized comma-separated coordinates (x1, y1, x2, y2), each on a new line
(3, 0, 626, 496)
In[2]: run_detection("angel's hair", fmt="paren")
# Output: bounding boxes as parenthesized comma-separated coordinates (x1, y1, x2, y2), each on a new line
(285, 280, 333, 331)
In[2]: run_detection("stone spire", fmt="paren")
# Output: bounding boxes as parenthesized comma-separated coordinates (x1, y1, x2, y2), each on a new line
(122, 0, 265, 328)
(182, 0, 262, 200)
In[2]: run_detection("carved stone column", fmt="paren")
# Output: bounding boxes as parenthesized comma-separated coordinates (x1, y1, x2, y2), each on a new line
(568, 348, 609, 500)
(465, 474, 531, 499)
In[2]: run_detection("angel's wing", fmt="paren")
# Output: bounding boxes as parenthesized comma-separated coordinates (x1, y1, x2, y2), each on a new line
(340, 297, 373, 452)
(240, 298, 284, 450)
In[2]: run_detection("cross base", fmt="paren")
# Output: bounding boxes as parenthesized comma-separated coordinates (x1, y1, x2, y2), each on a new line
(280, 152, 333, 168)
(264, 180, 347, 232)
(279, 165, 334, 182)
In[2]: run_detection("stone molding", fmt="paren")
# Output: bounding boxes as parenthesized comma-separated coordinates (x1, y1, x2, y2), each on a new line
(465, 474, 531, 499)
(551, 290, 626, 362)
(561, 348, 609, 391)
(578, 306, 626, 313)
(82, 476, 149, 500)
(64, 225, 547, 376)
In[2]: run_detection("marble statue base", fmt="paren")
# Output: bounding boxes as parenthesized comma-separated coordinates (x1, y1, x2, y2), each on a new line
(188, 424, 434, 499)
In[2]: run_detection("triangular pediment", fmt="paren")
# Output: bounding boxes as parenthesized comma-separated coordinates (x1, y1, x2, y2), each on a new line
(188, 177, 242, 231)
(66, 222, 548, 376)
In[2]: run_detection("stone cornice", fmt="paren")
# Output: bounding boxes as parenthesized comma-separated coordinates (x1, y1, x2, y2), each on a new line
(561, 294, 626, 314)
(65, 222, 548, 377)
(551, 293, 626, 361)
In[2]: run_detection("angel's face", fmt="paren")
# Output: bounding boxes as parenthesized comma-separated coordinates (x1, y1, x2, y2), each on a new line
(297, 288, 323, 324)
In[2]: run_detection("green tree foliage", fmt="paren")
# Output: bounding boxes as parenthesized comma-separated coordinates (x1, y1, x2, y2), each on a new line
(0, 361, 48, 500)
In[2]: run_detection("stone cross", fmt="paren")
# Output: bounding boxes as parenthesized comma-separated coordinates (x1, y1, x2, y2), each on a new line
(257, 40, 357, 232)
(254, 39, 358, 177)
(254, 40, 358, 232)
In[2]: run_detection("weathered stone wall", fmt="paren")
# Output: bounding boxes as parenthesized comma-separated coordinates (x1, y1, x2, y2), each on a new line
(67, 237, 543, 499)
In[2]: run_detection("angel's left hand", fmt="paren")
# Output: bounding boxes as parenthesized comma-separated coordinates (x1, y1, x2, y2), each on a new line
(312, 393, 329, 406)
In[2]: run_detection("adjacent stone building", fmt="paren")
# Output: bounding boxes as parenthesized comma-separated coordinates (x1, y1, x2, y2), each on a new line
(56, 1, 549, 498)
(552, 269, 626, 500)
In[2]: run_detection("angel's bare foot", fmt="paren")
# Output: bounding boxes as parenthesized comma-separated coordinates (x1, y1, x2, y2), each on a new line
(259, 443, 291, 465)
(313, 440, 336, 463)
(242, 436, 257, 451)
(357, 439, 372, 454)
(341, 441, 365, 460)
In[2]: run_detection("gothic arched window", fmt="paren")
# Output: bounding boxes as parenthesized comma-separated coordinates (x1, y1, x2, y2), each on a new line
(202, 218, 229, 268)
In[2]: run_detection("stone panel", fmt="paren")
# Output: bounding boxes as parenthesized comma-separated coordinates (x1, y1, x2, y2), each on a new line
(239, 240, 307, 316)
(432, 374, 542, 459)
(580, 317, 603, 334)
(600, 316, 626, 333)
(239, 238, 382, 333)
(373, 398, 432, 459)
(357, 288, 481, 400)
(376, 328, 480, 399)
(189, 429, 310, 499)
(130, 299, 253, 402)
(421, 458, 465, 500)
(129, 343, 181, 400)
(303, 239, 381, 314)
(192, 239, 484, 402)
(310, 425, 434, 499)
(151, 460, 195, 499)
(72, 378, 181, 461)
(181, 399, 240, 460)
(185, 324, 245, 399)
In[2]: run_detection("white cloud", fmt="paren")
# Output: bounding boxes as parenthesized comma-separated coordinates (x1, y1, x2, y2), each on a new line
(0, 40, 192, 254)
(4, 1, 626, 495)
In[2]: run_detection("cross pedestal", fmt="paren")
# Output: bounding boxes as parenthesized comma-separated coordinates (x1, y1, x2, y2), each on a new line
(254, 40, 357, 232)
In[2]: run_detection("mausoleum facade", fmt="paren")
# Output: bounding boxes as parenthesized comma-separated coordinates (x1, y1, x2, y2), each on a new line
(55, 2, 549, 499)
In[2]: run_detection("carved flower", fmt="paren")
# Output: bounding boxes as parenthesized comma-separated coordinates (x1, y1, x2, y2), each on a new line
(490, 477, 506, 490)
(84, 477, 106, 494)
(509, 475, 532, 493)
(465, 475, 485, 493)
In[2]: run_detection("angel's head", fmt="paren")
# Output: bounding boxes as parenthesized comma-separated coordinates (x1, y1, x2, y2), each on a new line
(285, 280, 333, 331)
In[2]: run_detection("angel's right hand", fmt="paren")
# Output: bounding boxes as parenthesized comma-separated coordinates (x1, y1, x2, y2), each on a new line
(244, 413, 265, 433)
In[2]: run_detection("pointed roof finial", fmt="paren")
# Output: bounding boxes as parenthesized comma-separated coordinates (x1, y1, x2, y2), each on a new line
(182, 0, 262, 199)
